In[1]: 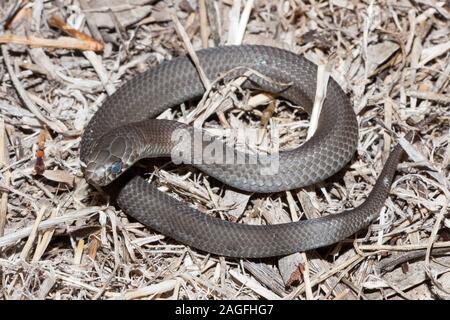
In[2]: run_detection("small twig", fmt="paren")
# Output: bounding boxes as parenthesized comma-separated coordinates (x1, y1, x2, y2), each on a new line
(424, 203, 450, 295)
(83, 51, 115, 95)
(301, 252, 314, 300)
(48, 15, 104, 51)
(235, 0, 254, 45)
(307, 63, 330, 139)
(198, 0, 209, 48)
(171, 12, 211, 91)
(358, 241, 450, 252)
(31, 208, 58, 262)
(106, 209, 121, 267)
(405, 90, 450, 104)
(0, 207, 102, 248)
(0, 118, 9, 237)
(0, 33, 103, 51)
(19, 206, 48, 261)
(122, 278, 180, 300)
(376, 248, 450, 273)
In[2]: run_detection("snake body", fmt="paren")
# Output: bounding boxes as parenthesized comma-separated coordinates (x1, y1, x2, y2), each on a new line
(80, 45, 407, 258)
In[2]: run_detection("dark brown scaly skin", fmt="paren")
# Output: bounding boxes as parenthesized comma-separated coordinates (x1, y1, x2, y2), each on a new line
(80, 45, 409, 258)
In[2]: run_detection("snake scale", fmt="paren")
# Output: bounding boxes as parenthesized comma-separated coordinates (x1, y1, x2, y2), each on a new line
(80, 45, 409, 258)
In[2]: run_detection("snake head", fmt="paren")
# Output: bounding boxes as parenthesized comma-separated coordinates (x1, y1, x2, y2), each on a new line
(82, 135, 130, 186)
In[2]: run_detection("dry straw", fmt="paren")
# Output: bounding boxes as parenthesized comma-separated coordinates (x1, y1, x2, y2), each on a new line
(0, 0, 448, 300)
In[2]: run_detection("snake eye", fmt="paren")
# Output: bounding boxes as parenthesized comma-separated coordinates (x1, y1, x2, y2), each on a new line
(110, 161, 122, 175)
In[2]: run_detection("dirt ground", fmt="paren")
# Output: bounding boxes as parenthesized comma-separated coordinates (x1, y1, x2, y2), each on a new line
(0, 0, 449, 300)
